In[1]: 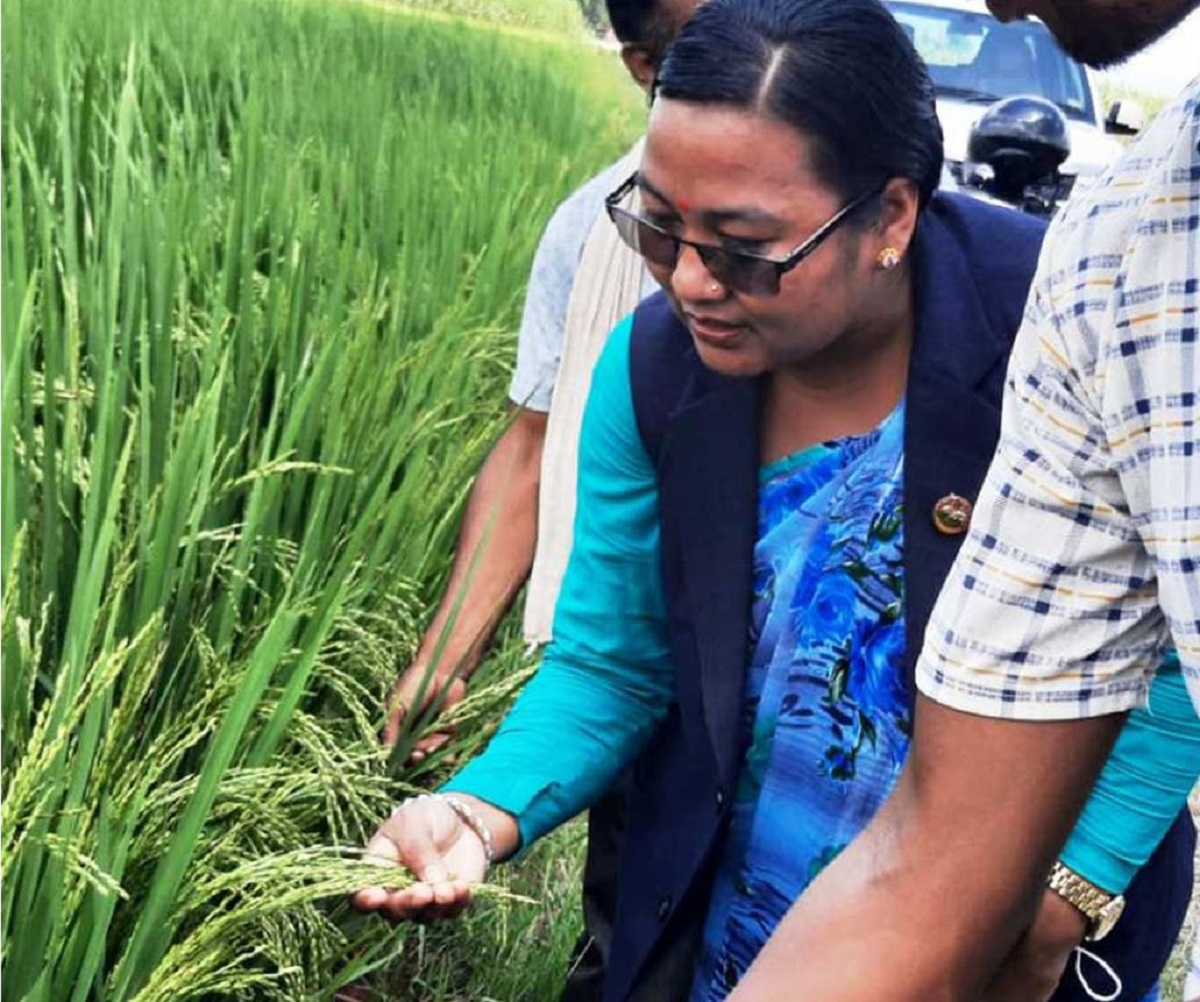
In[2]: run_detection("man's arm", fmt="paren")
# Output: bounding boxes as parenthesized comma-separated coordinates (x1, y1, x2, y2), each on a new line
(382, 163, 597, 751)
(382, 406, 546, 750)
(731, 697, 1124, 1001)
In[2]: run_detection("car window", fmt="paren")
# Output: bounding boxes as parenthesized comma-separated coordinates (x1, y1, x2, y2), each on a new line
(886, 1, 1095, 122)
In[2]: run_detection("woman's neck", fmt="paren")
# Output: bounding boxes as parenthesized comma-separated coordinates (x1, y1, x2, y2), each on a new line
(761, 306, 914, 466)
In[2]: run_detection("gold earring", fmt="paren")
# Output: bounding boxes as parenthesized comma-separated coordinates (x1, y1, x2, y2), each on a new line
(708, 282, 722, 293)
(877, 247, 902, 271)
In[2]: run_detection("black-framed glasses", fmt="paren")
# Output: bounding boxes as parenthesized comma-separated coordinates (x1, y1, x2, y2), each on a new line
(604, 174, 883, 296)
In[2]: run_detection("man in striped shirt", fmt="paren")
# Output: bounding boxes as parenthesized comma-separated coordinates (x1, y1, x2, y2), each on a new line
(728, 1, 1200, 999)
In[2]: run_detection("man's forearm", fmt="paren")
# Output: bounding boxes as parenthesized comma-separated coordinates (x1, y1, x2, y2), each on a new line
(413, 408, 547, 681)
(731, 697, 1125, 1001)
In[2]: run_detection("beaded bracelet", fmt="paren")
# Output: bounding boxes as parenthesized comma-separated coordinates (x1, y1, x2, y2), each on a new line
(395, 793, 496, 868)
(441, 795, 496, 867)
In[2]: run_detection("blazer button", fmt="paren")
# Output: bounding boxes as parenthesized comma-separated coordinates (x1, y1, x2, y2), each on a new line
(657, 895, 673, 923)
(715, 787, 727, 814)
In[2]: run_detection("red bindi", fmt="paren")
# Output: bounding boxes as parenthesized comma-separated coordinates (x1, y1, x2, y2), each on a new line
(677, 198, 690, 213)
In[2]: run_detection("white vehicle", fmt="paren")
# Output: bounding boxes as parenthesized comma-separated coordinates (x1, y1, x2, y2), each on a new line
(884, 0, 1140, 198)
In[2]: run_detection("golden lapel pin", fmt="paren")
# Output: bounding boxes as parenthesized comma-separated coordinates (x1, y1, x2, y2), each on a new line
(932, 493, 972, 536)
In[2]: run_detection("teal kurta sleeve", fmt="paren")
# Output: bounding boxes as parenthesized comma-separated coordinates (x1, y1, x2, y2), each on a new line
(444, 314, 674, 846)
(1060, 652, 1200, 893)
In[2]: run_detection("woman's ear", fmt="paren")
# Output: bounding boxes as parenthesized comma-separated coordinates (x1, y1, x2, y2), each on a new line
(875, 177, 921, 262)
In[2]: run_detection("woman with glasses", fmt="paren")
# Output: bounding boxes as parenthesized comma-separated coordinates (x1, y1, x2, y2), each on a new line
(353, 1, 1194, 999)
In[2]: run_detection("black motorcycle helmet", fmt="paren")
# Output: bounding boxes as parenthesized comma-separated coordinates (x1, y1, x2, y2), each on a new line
(967, 95, 1071, 200)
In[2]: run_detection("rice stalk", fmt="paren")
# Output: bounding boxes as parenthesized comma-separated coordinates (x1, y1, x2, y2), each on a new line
(2, 0, 637, 996)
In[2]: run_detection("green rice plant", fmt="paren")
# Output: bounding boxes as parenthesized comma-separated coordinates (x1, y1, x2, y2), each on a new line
(382, 0, 589, 36)
(1, 0, 639, 996)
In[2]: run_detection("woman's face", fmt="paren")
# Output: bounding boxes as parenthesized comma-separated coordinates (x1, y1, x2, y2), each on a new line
(637, 99, 916, 379)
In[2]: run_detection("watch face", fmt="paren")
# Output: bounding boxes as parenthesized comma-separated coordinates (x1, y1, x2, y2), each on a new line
(1091, 896, 1127, 942)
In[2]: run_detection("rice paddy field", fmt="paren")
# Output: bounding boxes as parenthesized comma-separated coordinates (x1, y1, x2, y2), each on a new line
(0, 0, 640, 996)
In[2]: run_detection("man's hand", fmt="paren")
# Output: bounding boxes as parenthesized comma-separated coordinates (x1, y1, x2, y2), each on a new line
(382, 665, 468, 761)
(379, 407, 547, 760)
(983, 890, 1087, 1002)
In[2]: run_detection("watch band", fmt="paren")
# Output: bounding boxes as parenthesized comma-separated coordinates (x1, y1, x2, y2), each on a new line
(1046, 861, 1125, 942)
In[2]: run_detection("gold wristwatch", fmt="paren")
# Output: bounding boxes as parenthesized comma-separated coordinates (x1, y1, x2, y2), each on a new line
(1046, 861, 1126, 942)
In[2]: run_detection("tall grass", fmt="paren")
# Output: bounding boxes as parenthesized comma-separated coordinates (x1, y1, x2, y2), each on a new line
(1, 0, 638, 996)
(385, 0, 589, 35)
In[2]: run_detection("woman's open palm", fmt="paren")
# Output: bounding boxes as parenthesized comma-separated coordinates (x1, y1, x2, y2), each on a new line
(352, 797, 486, 921)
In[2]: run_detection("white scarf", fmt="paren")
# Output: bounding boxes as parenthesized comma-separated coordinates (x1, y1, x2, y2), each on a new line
(522, 140, 649, 645)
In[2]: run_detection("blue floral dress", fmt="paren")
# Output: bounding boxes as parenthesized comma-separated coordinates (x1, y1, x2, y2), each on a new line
(691, 402, 910, 1001)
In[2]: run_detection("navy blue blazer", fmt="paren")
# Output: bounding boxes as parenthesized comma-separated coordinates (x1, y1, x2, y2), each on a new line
(605, 193, 1193, 1002)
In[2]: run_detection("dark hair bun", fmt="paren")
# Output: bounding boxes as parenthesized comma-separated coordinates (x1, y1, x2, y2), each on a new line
(655, 0, 944, 207)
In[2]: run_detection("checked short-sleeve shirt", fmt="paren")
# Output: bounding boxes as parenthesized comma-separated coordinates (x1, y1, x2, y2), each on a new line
(916, 79, 1200, 720)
